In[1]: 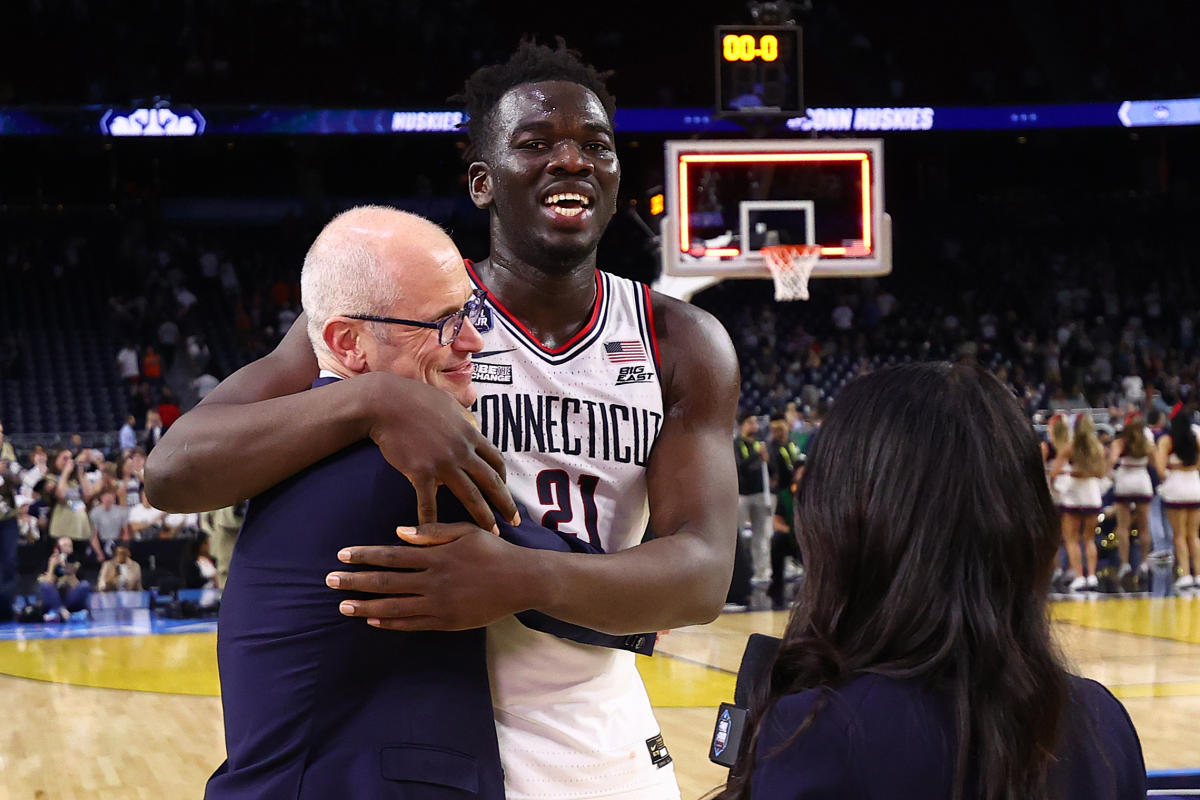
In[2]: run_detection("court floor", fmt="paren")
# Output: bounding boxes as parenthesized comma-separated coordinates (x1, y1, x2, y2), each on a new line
(1, 596, 1198, 799)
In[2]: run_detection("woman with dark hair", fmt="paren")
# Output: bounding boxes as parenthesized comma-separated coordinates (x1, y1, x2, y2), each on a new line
(1156, 408, 1200, 592)
(719, 363, 1144, 800)
(1109, 415, 1154, 586)
(115, 453, 143, 509)
(1051, 414, 1107, 592)
(181, 531, 219, 590)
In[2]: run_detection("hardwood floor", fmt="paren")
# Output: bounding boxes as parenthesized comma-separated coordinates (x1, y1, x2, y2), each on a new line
(2, 597, 1197, 799)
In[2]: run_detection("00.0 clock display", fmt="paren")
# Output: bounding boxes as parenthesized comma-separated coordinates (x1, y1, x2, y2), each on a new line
(721, 33, 779, 62)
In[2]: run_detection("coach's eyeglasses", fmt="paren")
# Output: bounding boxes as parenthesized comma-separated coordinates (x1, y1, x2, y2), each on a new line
(345, 288, 488, 346)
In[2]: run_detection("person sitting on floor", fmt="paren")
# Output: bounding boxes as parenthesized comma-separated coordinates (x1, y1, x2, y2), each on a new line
(37, 537, 91, 622)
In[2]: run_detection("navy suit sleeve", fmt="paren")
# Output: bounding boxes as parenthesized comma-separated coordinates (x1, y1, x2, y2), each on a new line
(751, 691, 859, 800)
(497, 504, 657, 655)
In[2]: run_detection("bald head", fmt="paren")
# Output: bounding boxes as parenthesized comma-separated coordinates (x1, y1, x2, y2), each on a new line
(301, 206, 464, 368)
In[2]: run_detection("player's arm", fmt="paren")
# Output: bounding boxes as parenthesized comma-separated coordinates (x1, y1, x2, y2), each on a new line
(521, 294, 739, 630)
(144, 313, 516, 529)
(331, 296, 739, 633)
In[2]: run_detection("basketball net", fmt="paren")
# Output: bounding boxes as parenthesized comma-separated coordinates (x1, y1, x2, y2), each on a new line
(762, 244, 821, 302)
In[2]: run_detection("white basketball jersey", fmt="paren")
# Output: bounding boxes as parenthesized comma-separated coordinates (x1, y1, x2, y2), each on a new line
(466, 264, 678, 799)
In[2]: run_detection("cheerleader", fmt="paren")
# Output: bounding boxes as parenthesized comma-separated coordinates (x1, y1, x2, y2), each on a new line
(1155, 408, 1200, 592)
(1051, 414, 1107, 592)
(1109, 415, 1155, 585)
(1041, 414, 1072, 507)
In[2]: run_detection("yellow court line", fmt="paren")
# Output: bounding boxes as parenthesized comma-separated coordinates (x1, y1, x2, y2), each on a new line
(1050, 597, 1200, 645)
(638, 652, 736, 708)
(1106, 680, 1200, 700)
(0, 633, 220, 696)
(0, 632, 738, 707)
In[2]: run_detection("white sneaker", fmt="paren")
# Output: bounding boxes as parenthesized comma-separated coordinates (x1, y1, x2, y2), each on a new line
(1117, 563, 1132, 580)
(1174, 574, 1196, 594)
(1069, 576, 1088, 593)
(1085, 575, 1099, 590)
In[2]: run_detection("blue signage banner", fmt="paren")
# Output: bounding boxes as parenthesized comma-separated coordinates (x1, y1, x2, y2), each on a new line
(0, 98, 1195, 137)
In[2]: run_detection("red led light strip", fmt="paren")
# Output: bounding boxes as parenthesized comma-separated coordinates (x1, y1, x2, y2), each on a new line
(677, 153, 873, 257)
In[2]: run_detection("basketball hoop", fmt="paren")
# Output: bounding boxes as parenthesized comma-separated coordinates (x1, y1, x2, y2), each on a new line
(761, 244, 821, 302)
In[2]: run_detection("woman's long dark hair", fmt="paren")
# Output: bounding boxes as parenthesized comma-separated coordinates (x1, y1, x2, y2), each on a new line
(721, 362, 1067, 800)
(1170, 409, 1198, 466)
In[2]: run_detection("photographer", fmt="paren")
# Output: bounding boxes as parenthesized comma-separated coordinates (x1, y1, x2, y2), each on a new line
(36, 537, 91, 622)
(48, 448, 96, 548)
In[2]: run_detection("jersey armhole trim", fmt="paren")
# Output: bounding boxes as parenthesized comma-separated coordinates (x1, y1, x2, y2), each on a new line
(641, 284, 662, 374)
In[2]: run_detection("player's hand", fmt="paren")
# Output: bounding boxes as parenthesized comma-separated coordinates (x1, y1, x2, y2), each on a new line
(325, 522, 540, 631)
(365, 375, 519, 532)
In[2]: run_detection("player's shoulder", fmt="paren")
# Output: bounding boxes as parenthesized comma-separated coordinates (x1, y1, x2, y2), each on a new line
(646, 289, 738, 401)
(647, 290, 733, 351)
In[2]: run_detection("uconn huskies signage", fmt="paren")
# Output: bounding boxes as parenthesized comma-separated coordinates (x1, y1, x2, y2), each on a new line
(100, 107, 206, 137)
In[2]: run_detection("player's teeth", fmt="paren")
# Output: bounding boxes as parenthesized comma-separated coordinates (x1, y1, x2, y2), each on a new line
(553, 206, 584, 217)
(543, 192, 590, 206)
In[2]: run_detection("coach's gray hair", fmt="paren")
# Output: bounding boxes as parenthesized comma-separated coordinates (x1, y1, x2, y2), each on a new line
(300, 205, 405, 361)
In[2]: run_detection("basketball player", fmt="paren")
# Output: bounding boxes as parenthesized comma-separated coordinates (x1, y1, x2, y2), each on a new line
(145, 41, 739, 799)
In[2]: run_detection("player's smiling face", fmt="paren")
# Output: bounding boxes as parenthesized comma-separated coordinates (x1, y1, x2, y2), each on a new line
(470, 80, 620, 269)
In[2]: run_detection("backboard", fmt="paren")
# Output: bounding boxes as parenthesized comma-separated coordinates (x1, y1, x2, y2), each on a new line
(660, 138, 891, 280)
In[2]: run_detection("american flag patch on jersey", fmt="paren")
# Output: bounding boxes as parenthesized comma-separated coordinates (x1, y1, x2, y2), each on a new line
(604, 340, 647, 363)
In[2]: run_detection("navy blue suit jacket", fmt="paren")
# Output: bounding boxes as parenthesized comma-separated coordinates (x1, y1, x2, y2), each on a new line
(750, 673, 1146, 799)
(207, 378, 651, 799)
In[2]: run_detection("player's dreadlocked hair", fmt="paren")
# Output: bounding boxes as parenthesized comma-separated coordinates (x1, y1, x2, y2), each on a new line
(450, 38, 616, 163)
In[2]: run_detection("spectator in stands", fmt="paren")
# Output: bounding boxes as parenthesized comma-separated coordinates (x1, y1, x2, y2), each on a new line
(192, 371, 220, 401)
(142, 409, 165, 451)
(97, 543, 142, 592)
(116, 453, 143, 508)
(831, 298, 854, 331)
(0, 474, 17, 622)
(0, 421, 15, 463)
(181, 531, 219, 590)
(161, 508, 200, 538)
(27, 477, 55, 541)
(116, 343, 140, 384)
(143, 345, 163, 385)
(49, 448, 94, 545)
(118, 415, 138, 452)
(736, 413, 775, 606)
(200, 502, 244, 589)
(20, 446, 48, 496)
(89, 488, 130, 560)
(38, 537, 90, 621)
(186, 333, 211, 373)
(157, 317, 180, 366)
(156, 387, 182, 429)
(720, 363, 1145, 800)
(127, 489, 166, 538)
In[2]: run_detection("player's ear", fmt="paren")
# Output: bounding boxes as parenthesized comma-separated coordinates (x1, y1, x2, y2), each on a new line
(324, 317, 369, 374)
(468, 161, 493, 209)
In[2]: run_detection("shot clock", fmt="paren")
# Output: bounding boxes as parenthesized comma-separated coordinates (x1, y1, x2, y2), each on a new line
(715, 25, 803, 116)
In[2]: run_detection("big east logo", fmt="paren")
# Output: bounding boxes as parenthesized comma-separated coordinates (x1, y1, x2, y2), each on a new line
(616, 365, 653, 385)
